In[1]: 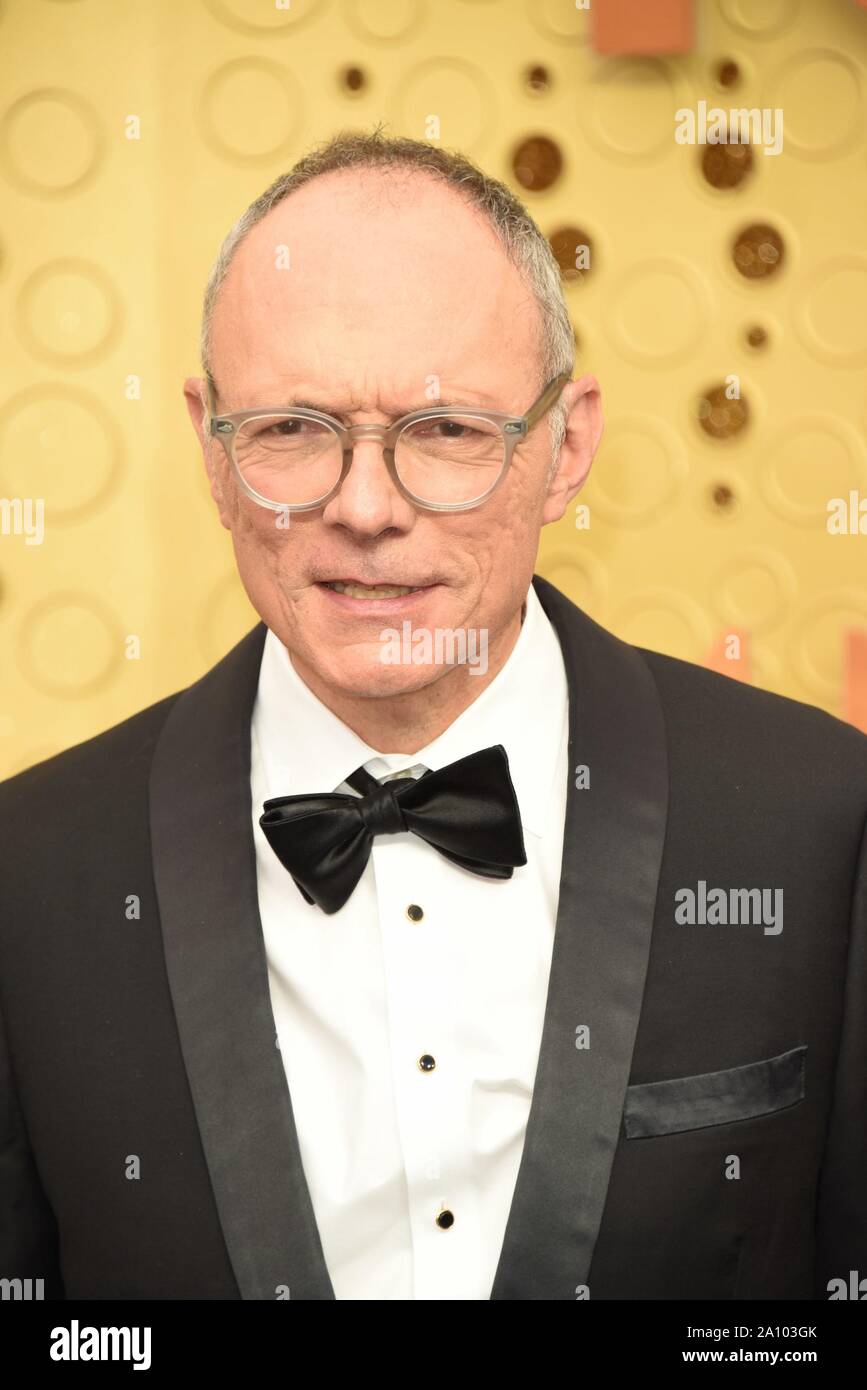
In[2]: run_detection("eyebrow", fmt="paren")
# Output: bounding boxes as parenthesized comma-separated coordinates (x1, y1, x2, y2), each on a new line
(208, 376, 503, 418)
(278, 396, 495, 418)
(208, 380, 494, 417)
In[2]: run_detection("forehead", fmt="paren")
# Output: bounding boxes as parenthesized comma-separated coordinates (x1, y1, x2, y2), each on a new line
(208, 169, 542, 401)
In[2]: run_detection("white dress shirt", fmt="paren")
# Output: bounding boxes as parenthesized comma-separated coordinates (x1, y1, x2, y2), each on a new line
(249, 583, 569, 1299)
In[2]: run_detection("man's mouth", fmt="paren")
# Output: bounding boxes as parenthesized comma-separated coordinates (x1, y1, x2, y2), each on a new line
(320, 580, 427, 599)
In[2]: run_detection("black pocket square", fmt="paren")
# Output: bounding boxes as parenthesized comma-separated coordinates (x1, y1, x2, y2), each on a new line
(623, 1044, 807, 1139)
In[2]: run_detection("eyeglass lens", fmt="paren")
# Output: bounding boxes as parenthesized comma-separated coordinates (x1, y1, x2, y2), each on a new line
(232, 413, 506, 506)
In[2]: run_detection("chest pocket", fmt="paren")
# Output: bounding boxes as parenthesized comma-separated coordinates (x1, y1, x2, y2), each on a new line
(623, 1044, 806, 1139)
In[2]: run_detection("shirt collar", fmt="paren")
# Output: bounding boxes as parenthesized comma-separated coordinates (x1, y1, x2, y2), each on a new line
(251, 582, 568, 839)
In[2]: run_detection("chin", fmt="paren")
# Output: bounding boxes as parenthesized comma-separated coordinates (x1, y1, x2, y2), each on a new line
(318, 654, 450, 702)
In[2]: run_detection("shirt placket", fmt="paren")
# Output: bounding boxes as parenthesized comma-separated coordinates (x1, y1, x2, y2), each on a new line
(370, 831, 484, 1299)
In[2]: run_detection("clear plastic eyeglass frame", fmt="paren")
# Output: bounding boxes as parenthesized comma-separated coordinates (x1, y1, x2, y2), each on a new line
(205, 371, 572, 514)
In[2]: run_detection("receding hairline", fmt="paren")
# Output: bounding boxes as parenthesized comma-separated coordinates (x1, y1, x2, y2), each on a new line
(199, 128, 575, 459)
(206, 167, 539, 392)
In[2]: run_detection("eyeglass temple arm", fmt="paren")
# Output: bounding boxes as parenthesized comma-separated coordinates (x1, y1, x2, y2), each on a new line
(204, 374, 219, 426)
(522, 372, 572, 431)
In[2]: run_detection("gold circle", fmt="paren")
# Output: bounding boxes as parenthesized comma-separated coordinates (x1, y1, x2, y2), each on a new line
(718, 0, 801, 39)
(587, 412, 688, 525)
(759, 415, 867, 526)
(390, 57, 493, 152)
(765, 50, 863, 160)
(605, 258, 710, 367)
(791, 590, 867, 702)
(527, 0, 591, 43)
(18, 594, 123, 699)
(585, 57, 688, 163)
(611, 589, 712, 663)
(204, 0, 323, 33)
(0, 383, 122, 522)
(710, 547, 797, 634)
(15, 259, 120, 365)
(0, 89, 102, 196)
(795, 257, 867, 367)
(199, 58, 303, 165)
(540, 545, 610, 613)
(343, 0, 423, 43)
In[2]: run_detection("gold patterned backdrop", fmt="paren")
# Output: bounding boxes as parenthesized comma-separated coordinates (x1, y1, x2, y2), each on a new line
(2, 0, 867, 778)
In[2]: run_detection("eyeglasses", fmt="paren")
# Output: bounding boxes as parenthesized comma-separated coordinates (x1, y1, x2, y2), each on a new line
(205, 373, 571, 514)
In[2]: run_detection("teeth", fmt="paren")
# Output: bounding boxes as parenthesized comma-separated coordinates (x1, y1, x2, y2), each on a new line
(326, 581, 422, 599)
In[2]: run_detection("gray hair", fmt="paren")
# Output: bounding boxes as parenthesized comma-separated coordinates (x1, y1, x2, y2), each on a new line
(200, 125, 574, 470)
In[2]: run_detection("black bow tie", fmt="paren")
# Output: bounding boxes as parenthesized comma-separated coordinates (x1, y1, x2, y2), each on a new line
(259, 745, 527, 915)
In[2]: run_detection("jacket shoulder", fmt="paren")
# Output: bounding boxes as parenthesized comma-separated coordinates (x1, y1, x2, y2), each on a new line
(0, 619, 267, 825)
(535, 574, 867, 775)
(0, 622, 267, 814)
(639, 641, 866, 737)
(0, 689, 184, 812)
(637, 643, 867, 798)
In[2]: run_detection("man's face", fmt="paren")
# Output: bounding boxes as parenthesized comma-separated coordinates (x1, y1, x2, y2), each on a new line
(185, 170, 599, 703)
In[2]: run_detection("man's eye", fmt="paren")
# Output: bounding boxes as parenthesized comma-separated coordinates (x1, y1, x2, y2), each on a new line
(251, 419, 306, 439)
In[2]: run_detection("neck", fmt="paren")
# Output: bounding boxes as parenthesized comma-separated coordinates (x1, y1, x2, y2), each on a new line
(289, 603, 526, 754)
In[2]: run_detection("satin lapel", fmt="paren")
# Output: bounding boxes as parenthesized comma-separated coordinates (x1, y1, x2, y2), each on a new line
(149, 623, 336, 1300)
(490, 575, 669, 1300)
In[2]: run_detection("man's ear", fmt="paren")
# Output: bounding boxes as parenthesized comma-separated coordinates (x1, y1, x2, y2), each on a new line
(542, 374, 604, 525)
(183, 376, 233, 531)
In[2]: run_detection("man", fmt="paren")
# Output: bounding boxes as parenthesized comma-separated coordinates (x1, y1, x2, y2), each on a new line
(1, 130, 865, 1302)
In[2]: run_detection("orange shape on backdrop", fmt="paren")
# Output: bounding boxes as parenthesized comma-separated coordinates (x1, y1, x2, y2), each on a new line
(706, 629, 752, 684)
(844, 629, 867, 734)
(592, 0, 694, 54)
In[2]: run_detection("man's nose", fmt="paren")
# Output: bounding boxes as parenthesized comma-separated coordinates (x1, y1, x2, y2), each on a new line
(322, 434, 416, 534)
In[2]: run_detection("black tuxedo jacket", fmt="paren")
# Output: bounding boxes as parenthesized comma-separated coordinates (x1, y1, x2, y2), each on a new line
(1, 575, 866, 1300)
